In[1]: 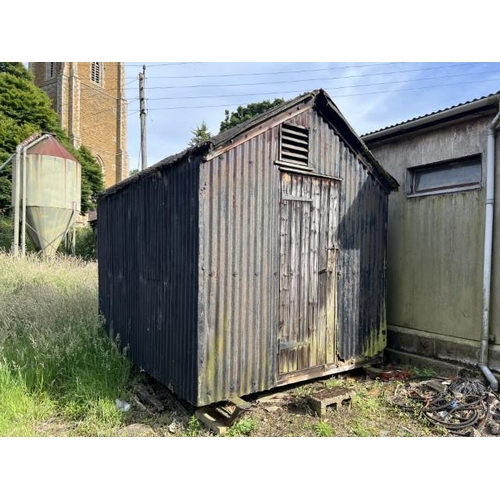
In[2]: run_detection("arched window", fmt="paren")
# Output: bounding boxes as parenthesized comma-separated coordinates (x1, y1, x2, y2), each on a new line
(91, 62, 102, 85)
(95, 155, 105, 174)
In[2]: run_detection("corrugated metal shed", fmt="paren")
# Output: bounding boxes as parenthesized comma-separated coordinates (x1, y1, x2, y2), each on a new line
(98, 89, 398, 407)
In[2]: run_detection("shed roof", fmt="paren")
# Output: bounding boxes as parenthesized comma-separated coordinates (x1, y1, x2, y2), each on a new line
(363, 91, 500, 144)
(103, 89, 398, 197)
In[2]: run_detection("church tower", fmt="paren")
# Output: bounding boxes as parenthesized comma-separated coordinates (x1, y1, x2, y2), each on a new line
(29, 62, 129, 188)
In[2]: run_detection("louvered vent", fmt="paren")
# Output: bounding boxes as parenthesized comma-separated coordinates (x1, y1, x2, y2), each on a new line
(280, 123, 309, 168)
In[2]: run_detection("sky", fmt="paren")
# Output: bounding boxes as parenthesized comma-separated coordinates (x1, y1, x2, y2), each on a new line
(124, 61, 500, 172)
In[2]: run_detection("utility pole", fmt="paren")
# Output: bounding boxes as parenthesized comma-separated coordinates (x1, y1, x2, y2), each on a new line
(139, 65, 147, 171)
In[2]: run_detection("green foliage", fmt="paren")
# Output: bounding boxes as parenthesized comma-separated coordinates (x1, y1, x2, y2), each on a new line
(0, 252, 132, 436)
(410, 366, 436, 379)
(314, 420, 334, 437)
(188, 121, 212, 147)
(0, 63, 104, 216)
(185, 415, 204, 436)
(0, 216, 11, 250)
(0, 62, 34, 81)
(219, 98, 285, 132)
(226, 417, 258, 437)
(0, 62, 60, 132)
(325, 377, 344, 389)
(69, 145, 104, 214)
(0, 364, 57, 436)
(73, 225, 97, 260)
(0, 215, 95, 258)
(0, 215, 36, 252)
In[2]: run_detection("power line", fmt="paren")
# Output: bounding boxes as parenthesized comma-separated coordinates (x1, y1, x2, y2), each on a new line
(138, 62, 475, 81)
(143, 66, 500, 92)
(126, 76, 500, 112)
(125, 62, 204, 67)
(73, 98, 138, 123)
(137, 69, 500, 102)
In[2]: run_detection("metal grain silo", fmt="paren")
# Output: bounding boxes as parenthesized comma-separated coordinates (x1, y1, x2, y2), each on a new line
(11, 134, 81, 257)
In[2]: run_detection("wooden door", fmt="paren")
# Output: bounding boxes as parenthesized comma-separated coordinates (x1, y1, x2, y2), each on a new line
(278, 172, 339, 376)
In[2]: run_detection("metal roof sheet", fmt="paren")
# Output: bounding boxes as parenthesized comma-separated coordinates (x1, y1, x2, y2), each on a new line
(28, 135, 77, 162)
(363, 90, 500, 137)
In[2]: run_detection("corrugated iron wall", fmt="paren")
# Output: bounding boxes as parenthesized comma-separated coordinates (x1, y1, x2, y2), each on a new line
(197, 110, 388, 404)
(98, 106, 388, 407)
(98, 158, 201, 404)
(286, 111, 388, 362)
(197, 129, 281, 406)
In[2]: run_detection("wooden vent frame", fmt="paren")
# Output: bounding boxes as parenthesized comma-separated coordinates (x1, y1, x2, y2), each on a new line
(279, 123, 310, 169)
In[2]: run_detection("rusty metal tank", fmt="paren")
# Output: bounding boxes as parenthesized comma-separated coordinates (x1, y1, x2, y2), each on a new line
(21, 135, 81, 256)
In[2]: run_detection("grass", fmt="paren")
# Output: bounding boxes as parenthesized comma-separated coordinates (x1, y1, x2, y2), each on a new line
(185, 416, 204, 437)
(314, 420, 335, 437)
(226, 418, 258, 437)
(0, 252, 132, 436)
(0, 251, 456, 438)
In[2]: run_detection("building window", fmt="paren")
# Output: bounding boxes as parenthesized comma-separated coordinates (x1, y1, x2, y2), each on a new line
(278, 122, 310, 169)
(91, 62, 102, 85)
(95, 155, 105, 174)
(407, 155, 482, 197)
(46, 62, 55, 80)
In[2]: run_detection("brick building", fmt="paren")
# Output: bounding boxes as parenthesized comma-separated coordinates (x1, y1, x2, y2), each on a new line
(29, 62, 129, 188)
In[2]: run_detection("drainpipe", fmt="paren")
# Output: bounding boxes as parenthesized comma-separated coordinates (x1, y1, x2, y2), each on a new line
(480, 102, 500, 391)
(12, 146, 21, 257)
(21, 147, 28, 257)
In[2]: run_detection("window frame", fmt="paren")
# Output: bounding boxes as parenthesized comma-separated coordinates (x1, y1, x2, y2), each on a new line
(95, 155, 105, 174)
(46, 62, 55, 80)
(406, 154, 483, 198)
(90, 62, 103, 86)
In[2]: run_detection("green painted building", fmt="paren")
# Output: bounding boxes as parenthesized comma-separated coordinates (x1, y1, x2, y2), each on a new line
(363, 92, 500, 388)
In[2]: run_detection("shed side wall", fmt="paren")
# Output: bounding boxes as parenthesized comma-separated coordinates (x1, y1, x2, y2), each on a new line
(98, 158, 200, 404)
(367, 114, 500, 372)
(368, 117, 489, 342)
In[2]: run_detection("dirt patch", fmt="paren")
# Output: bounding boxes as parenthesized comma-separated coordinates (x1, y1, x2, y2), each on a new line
(115, 367, 498, 437)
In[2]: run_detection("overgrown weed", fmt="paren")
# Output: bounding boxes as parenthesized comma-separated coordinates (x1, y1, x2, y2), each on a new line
(0, 252, 131, 436)
(226, 417, 258, 437)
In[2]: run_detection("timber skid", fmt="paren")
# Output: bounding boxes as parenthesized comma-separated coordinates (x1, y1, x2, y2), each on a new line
(194, 396, 253, 435)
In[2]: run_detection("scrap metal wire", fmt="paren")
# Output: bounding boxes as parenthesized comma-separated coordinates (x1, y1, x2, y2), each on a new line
(394, 377, 499, 436)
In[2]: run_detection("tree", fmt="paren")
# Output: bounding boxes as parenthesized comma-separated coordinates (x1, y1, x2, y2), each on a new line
(188, 121, 212, 147)
(219, 98, 285, 133)
(0, 62, 103, 215)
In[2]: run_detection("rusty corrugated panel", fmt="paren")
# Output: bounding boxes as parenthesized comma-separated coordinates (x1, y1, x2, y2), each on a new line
(28, 135, 77, 162)
(198, 128, 280, 406)
(98, 157, 200, 405)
